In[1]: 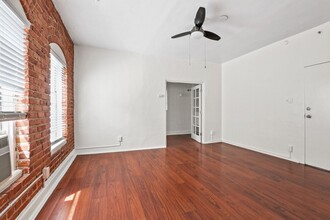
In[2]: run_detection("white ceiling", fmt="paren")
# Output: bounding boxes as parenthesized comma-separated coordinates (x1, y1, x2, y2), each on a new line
(53, 0, 330, 63)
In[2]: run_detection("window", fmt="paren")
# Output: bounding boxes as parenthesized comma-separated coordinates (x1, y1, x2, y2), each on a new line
(50, 49, 66, 154)
(0, 121, 21, 193)
(0, 0, 27, 120)
(0, 0, 28, 192)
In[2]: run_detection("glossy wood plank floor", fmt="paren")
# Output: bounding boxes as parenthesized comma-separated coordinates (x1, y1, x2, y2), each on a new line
(37, 135, 330, 219)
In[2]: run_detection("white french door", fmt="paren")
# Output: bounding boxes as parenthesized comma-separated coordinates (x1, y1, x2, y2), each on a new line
(191, 85, 202, 143)
(305, 62, 330, 171)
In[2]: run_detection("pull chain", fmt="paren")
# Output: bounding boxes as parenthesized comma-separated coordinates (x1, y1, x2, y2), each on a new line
(204, 38, 207, 69)
(189, 36, 191, 66)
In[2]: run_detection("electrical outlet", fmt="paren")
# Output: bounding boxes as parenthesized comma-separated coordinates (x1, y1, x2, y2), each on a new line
(210, 130, 214, 135)
(42, 167, 50, 180)
(117, 136, 123, 143)
(288, 145, 294, 153)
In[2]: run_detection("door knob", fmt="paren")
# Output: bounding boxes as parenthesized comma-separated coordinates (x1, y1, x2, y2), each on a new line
(306, 115, 312, 119)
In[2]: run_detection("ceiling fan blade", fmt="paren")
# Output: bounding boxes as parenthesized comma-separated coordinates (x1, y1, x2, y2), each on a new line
(194, 7, 206, 28)
(171, 31, 191, 39)
(204, 31, 221, 41)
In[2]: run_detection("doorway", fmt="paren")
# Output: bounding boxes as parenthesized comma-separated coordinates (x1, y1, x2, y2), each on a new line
(305, 62, 330, 171)
(166, 82, 203, 143)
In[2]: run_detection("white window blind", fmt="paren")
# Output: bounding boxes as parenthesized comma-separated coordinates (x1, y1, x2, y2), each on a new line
(0, 0, 27, 122)
(50, 53, 64, 144)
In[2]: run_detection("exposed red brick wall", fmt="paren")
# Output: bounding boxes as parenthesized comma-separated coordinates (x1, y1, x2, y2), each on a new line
(0, 0, 74, 219)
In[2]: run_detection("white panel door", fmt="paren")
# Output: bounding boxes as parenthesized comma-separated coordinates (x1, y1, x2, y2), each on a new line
(191, 85, 202, 143)
(305, 62, 330, 171)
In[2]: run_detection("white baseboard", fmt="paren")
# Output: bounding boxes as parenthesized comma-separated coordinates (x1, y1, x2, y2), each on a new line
(76, 145, 166, 155)
(222, 139, 299, 162)
(17, 150, 76, 220)
(127, 146, 166, 152)
(167, 130, 191, 136)
(202, 139, 222, 144)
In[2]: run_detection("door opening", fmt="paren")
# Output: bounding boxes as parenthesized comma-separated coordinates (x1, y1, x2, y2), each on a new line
(166, 82, 203, 144)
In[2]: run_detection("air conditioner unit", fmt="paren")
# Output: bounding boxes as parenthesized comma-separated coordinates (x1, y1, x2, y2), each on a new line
(0, 134, 11, 183)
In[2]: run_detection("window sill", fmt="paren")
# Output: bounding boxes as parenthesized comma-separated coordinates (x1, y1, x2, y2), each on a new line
(51, 139, 67, 156)
(0, 169, 22, 194)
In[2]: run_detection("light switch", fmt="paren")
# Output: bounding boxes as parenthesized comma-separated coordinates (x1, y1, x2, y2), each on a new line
(286, 98, 293, 104)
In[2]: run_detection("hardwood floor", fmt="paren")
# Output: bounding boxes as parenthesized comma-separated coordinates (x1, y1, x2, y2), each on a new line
(37, 135, 330, 219)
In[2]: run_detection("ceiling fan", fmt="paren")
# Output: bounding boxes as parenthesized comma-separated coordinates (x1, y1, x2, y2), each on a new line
(171, 7, 221, 41)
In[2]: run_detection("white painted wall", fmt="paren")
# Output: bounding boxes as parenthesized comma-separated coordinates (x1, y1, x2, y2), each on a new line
(166, 83, 194, 135)
(222, 21, 330, 163)
(74, 45, 222, 151)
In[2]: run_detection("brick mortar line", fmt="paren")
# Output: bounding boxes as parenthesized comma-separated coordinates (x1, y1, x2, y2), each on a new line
(0, 175, 43, 218)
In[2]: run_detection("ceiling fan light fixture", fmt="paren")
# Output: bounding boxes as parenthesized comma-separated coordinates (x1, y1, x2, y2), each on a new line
(191, 31, 204, 39)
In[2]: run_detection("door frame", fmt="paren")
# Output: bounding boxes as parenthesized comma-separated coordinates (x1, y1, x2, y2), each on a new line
(303, 66, 308, 165)
(165, 80, 205, 147)
(191, 84, 202, 143)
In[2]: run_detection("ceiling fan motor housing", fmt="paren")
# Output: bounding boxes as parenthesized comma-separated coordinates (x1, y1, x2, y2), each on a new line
(191, 27, 204, 39)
